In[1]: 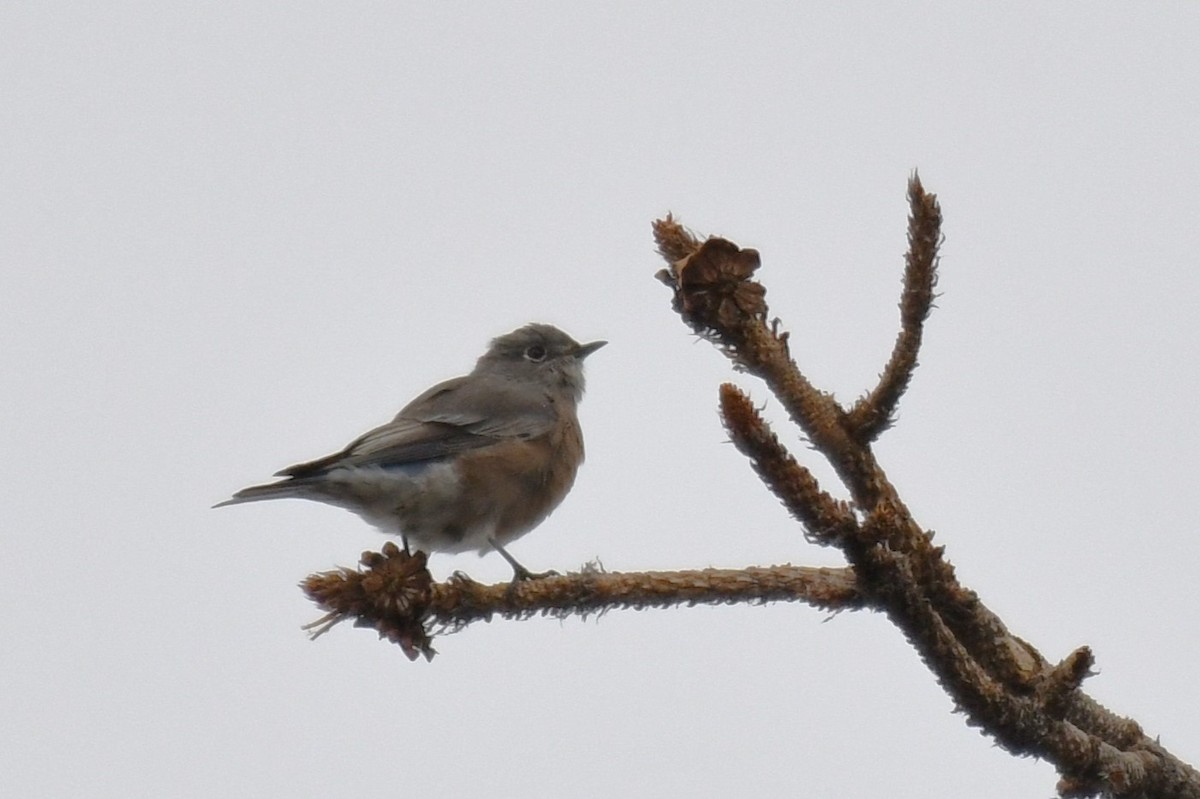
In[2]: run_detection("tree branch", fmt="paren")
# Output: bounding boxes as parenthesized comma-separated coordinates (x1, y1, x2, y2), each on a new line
(650, 176, 1199, 797)
(297, 176, 1199, 797)
(302, 543, 863, 661)
(847, 172, 941, 441)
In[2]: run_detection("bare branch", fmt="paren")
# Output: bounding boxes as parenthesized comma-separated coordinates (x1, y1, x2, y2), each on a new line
(651, 179, 1200, 796)
(655, 233, 879, 508)
(719, 382, 857, 543)
(301, 542, 864, 660)
(294, 177, 1199, 797)
(847, 172, 942, 441)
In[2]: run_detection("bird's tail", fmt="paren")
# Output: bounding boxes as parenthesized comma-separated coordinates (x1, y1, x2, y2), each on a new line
(212, 480, 310, 509)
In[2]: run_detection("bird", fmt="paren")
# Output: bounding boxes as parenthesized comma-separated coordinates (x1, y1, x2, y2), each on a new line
(216, 323, 605, 580)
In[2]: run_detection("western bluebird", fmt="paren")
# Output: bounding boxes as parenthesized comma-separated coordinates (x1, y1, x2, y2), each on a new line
(216, 323, 605, 580)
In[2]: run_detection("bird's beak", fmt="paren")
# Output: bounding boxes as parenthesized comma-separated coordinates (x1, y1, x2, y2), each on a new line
(576, 340, 607, 359)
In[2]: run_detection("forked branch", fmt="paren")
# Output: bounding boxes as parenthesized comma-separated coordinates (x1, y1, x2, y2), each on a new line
(300, 174, 1198, 798)
(649, 174, 1198, 798)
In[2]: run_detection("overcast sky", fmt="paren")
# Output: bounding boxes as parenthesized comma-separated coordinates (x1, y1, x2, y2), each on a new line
(4, 4, 1199, 797)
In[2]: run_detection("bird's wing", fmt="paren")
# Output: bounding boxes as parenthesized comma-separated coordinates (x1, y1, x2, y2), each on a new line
(397, 374, 556, 438)
(277, 375, 554, 477)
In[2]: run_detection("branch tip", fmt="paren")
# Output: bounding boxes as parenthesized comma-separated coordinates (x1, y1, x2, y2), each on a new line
(846, 170, 943, 442)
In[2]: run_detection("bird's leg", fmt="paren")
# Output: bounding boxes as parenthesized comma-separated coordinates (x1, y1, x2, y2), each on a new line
(488, 537, 558, 583)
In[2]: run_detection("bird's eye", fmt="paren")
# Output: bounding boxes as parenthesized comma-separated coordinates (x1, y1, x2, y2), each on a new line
(524, 344, 547, 362)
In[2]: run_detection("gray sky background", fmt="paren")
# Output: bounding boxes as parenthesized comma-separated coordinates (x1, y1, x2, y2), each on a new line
(4, 5, 1198, 797)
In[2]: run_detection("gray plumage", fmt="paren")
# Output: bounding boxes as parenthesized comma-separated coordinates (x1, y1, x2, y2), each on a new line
(216, 323, 604, 563)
